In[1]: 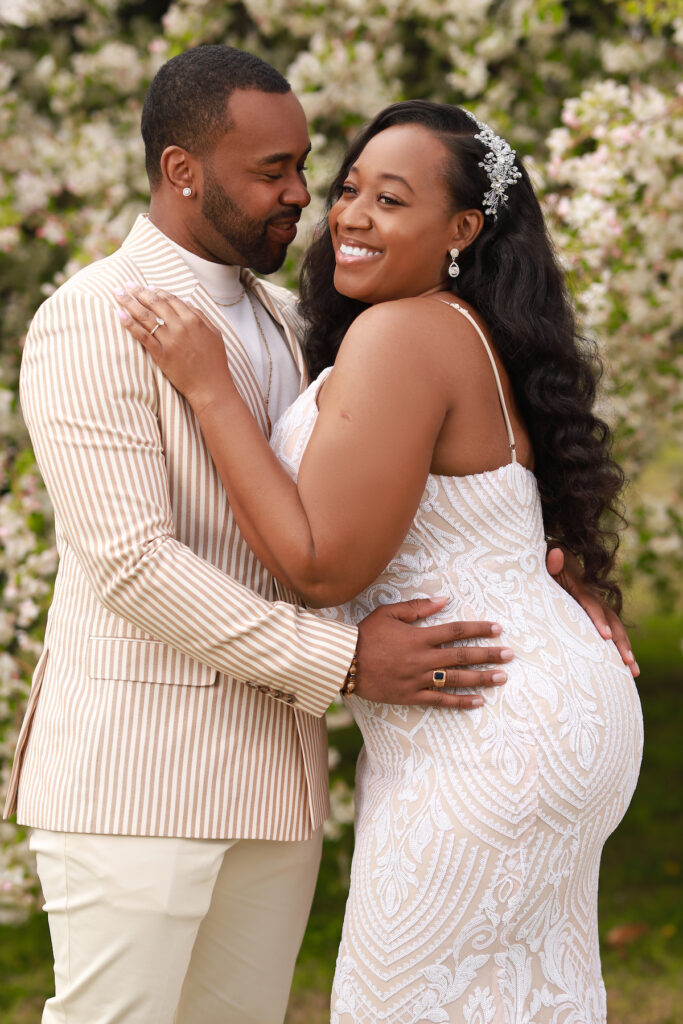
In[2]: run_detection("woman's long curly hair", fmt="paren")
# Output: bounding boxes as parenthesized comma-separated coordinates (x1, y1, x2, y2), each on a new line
(299, 100, 626, 610)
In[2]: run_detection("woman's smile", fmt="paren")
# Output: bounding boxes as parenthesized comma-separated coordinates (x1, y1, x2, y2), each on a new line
(336, 240, 384, 264)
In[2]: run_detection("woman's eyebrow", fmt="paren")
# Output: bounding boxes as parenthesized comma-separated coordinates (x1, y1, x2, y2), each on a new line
(348, 165, 415, 193)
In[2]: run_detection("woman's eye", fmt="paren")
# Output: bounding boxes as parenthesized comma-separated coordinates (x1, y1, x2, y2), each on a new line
(378, 194, 400, 205)
(340, 184, 357, 195)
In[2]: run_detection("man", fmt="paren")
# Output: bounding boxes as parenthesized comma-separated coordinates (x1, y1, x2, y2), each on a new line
(4, 45, 635, 1024)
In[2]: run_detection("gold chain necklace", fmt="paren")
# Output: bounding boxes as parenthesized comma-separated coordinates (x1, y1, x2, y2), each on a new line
(214, 287, 246, 308)
(245, 291, 273, 431)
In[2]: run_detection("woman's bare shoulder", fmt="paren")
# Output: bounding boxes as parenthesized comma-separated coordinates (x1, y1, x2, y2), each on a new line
(337, 292, 481, 360)
(336, 294, 488, 374)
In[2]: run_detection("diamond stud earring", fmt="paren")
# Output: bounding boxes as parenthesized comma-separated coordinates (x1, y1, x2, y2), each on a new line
(182, 187, 192, 198)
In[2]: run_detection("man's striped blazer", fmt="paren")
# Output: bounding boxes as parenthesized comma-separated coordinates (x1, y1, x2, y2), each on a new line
(3, 214, 357, 841)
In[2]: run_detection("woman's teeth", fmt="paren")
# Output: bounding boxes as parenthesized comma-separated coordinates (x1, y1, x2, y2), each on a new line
(339, 243, 382, 257)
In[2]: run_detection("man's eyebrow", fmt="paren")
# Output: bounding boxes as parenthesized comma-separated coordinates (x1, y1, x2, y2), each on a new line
(256, 145, 312, 166)
(348, 165, 415, 194)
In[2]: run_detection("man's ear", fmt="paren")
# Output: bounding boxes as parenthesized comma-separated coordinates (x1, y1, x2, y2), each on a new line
(159, 145, 199, 199)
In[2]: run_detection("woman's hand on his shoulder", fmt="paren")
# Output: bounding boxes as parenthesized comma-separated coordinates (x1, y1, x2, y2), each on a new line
(114, 283, 235, 414)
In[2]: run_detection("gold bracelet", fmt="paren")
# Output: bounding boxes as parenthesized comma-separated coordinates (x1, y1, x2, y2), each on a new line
(340, 648, 358, 696)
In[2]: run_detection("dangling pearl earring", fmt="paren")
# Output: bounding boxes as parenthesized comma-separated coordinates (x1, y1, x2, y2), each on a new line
(448, 247, 460, 279)
(182, 187, 193, 198)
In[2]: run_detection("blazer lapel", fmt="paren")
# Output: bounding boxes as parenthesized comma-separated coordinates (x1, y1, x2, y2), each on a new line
(242, 269, 309, 394)
(121, 215, 198, 301)
(122, 216, 269, 433)
(190, 285, 270, 434)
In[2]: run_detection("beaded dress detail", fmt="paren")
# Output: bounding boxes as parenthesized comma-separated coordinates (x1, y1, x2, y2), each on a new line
(270, 304, 642, 1024)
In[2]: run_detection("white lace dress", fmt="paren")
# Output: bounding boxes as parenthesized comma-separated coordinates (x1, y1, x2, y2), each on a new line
(270, 307, 643, 1024)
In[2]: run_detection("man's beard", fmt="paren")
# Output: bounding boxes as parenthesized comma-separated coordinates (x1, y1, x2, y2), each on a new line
(201, 167, 289, 274)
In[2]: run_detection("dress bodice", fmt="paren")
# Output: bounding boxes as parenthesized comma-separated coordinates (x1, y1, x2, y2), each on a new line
(273, 363, 545, 634)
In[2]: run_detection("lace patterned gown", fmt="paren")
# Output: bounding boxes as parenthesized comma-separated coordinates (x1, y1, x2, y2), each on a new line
(270, 304, 643, 1024)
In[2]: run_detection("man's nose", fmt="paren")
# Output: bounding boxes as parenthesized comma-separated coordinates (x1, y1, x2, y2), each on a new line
(282, 173, 311, 209)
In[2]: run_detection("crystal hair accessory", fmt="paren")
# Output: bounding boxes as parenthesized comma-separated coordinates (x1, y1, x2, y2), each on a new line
(465, 111, 522, 219)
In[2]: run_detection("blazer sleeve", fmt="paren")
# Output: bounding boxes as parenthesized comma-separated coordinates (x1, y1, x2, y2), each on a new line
(19, 282, 357, 717)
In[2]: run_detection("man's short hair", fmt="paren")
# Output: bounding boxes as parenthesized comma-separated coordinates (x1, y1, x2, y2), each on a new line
(141, 44, 291, 188)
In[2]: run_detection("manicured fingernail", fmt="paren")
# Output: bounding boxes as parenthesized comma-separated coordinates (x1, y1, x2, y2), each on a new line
(500, 649, 514, 661)
(626, 649, 635, 662)
(471, 697, 484, 707)
(113, 287, 125, 297)
(603, 627, 612, 638)
(125, 280, 138, 290)
(633, 662, 640, 676)
(116, 308, 130, 322)
(492, 672, 507, 684)
(490, 623, 502, 635)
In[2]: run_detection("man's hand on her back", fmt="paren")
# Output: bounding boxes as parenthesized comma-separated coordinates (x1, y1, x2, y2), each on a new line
(546, 545, 639, 677)
(355, 597, 513, 709)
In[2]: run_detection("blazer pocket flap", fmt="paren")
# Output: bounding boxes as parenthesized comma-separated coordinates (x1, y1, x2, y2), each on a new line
(88, 637, 217, 687)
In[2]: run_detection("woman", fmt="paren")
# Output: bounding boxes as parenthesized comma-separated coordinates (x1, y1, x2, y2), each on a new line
(117, 102, 642, 1022)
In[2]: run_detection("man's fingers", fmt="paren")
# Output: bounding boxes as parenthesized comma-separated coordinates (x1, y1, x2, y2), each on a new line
(605, 609, 639, 676)
(545, 545, 564, 577)
(411, 690, 484, 710)
(573, 591, 638, 674)
(545, 544, 638, 675)
(390, 596, 449, 623)
(429, 644, 514, 670)
(560, 576, 639, 677)
(377, 600, 504, 642)
(427, 666, 507, 689)
(420, 620, 504, 646)
(579, 592, 612, 639)
(583, 600, 639, 676)
(615, 637, 639, 676)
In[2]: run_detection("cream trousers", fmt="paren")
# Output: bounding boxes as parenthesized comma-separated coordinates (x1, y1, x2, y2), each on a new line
(30, 826, 323, 1024)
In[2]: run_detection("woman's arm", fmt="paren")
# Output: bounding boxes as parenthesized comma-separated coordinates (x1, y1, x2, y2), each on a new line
(116, 286, 447, 607)
(115, 285, 640, 677)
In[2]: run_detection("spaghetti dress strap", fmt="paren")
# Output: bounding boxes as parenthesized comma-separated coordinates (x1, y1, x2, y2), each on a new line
(440, 300, 517, 464)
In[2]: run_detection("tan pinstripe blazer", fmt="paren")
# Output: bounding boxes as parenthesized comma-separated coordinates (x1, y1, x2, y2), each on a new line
(3, 215, 357, 841)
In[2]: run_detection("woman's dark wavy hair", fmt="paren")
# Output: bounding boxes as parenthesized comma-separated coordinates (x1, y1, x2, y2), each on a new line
(299, 100, 626, 609)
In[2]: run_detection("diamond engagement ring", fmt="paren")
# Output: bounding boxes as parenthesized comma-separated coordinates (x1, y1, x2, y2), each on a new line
(149, 317, 165, 336)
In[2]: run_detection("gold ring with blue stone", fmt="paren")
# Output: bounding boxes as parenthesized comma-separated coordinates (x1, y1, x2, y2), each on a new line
(432, 669, 446, 687)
